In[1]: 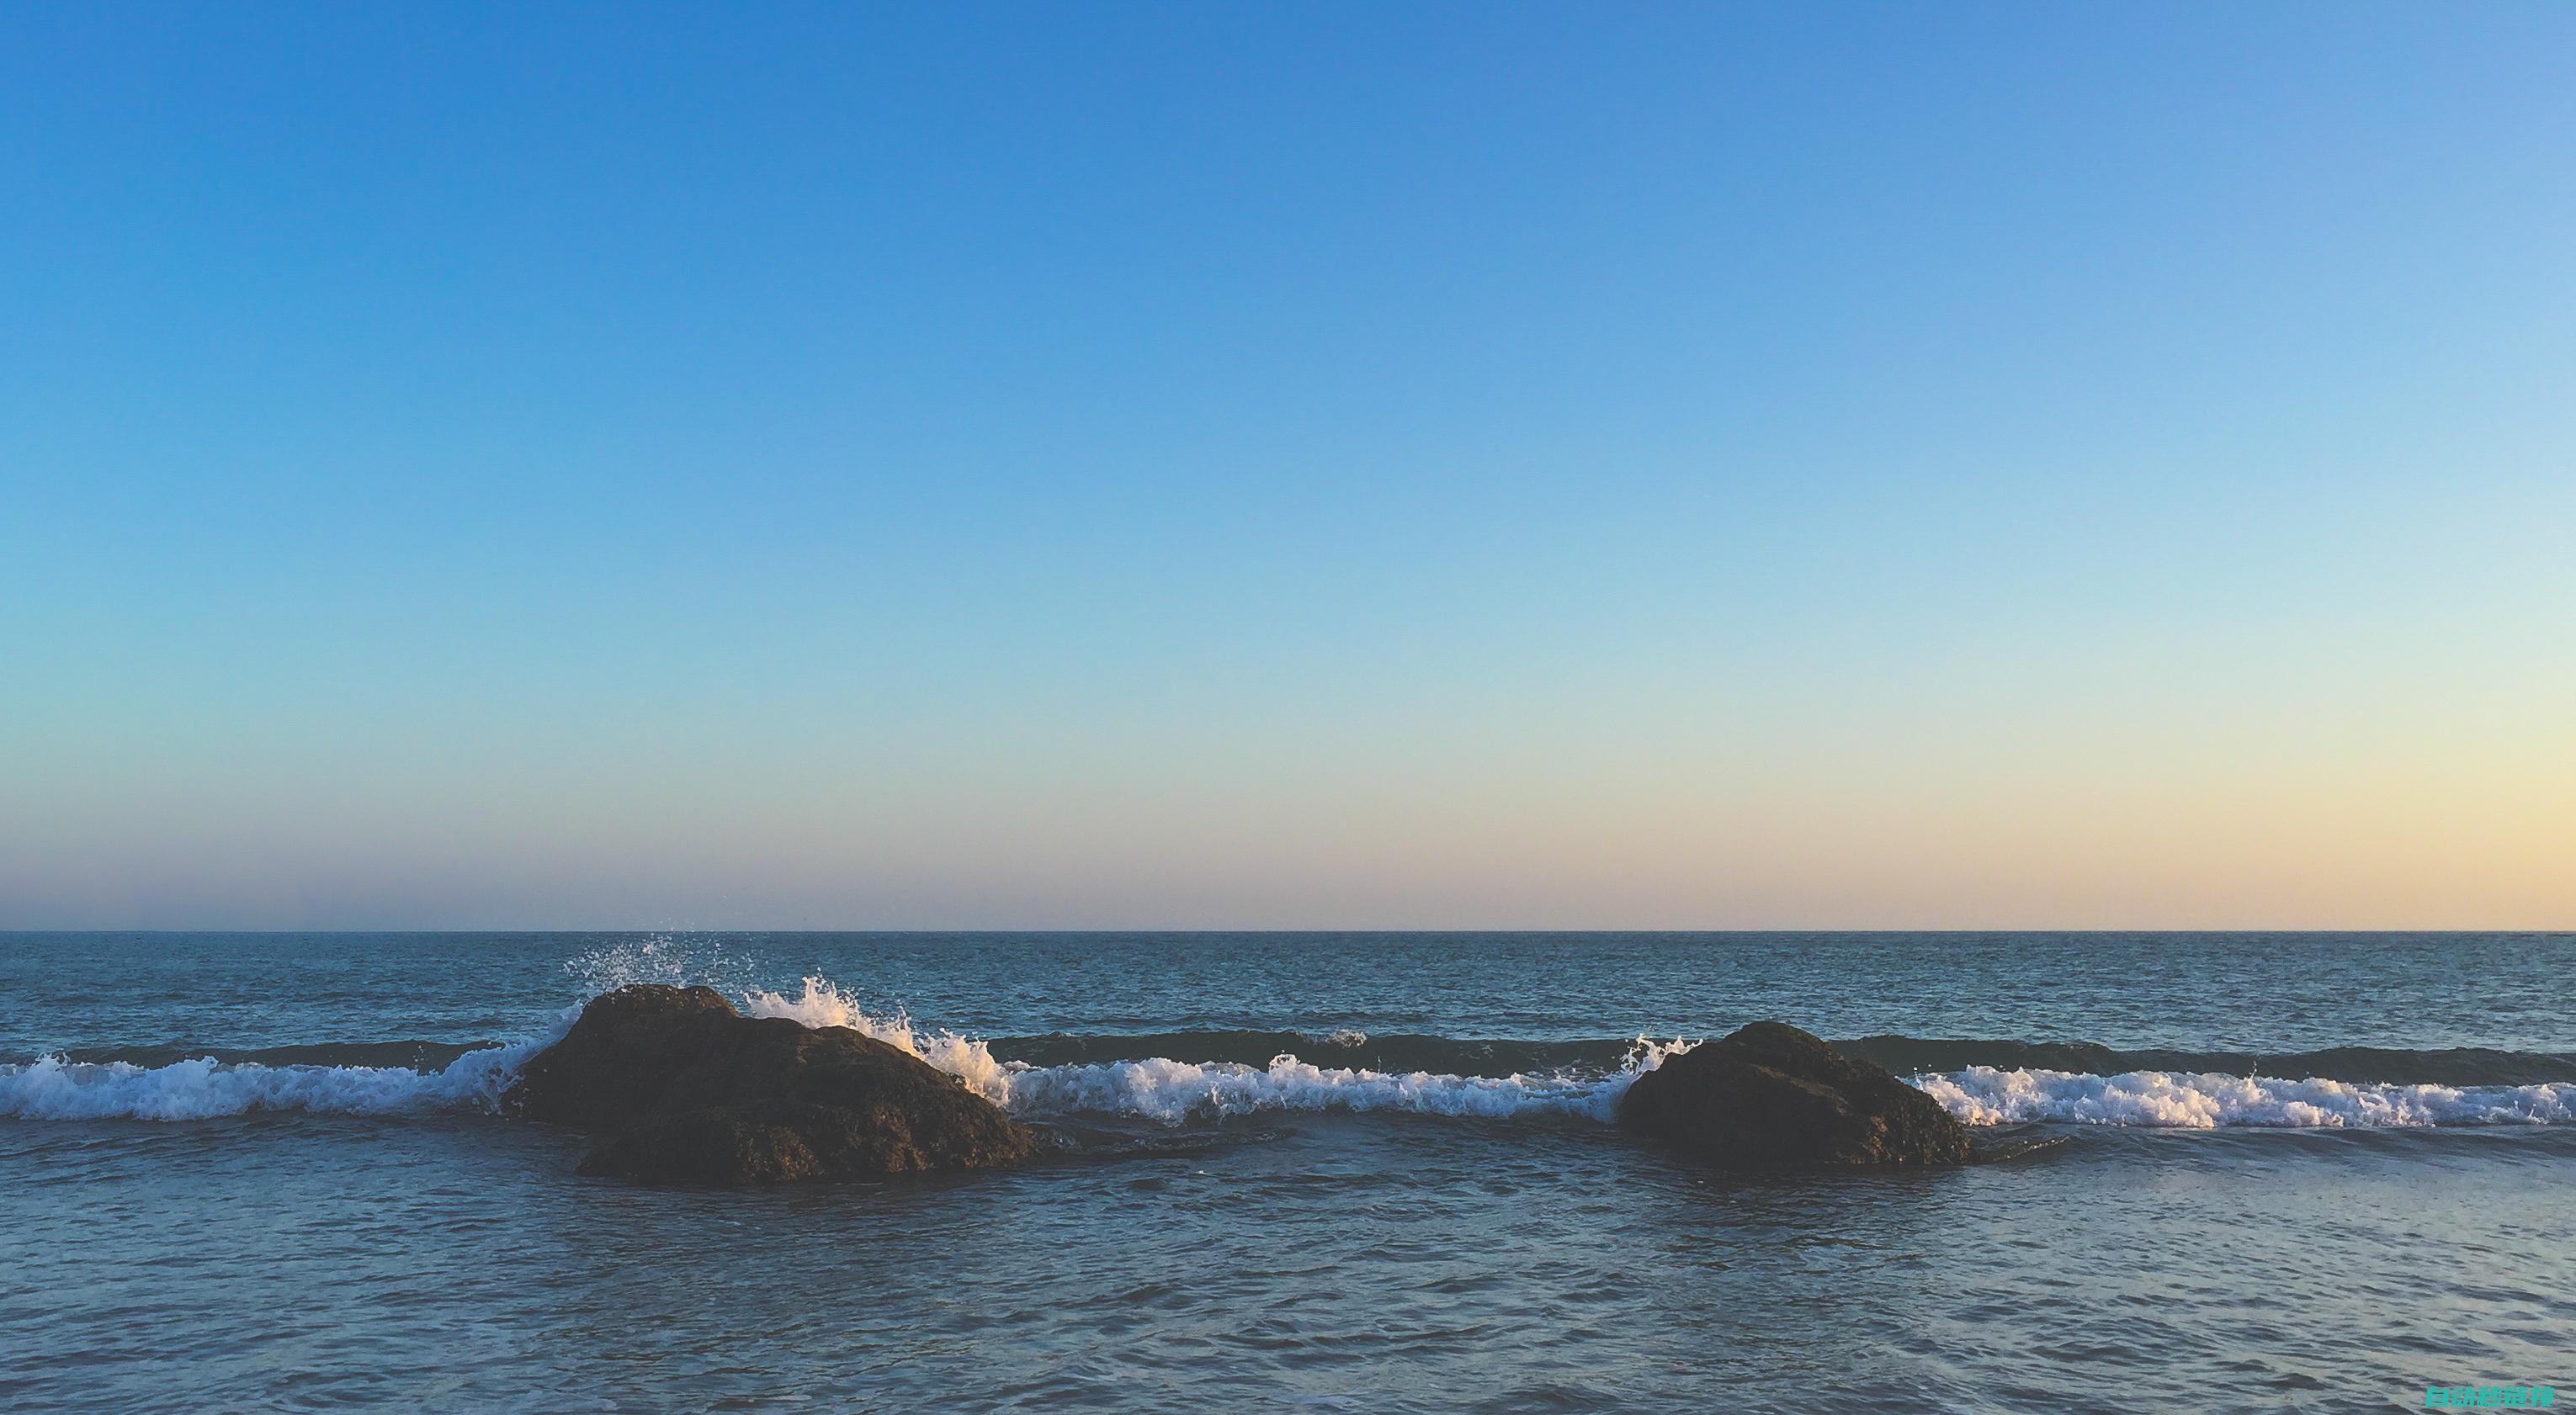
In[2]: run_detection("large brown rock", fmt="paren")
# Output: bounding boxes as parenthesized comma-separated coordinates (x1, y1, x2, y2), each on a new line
(504, 985, 1039, 1184)
(1617, 1021, 1970, 1169)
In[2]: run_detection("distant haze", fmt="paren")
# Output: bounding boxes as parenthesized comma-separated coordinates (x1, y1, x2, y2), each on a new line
(3, 5, 2571, 929)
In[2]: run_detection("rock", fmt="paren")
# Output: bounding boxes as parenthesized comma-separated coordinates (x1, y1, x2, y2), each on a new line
(576, 1100, 1000, 1184)
(1616, 1021, 1970, 1169)
(505, 985, 1040, 1184)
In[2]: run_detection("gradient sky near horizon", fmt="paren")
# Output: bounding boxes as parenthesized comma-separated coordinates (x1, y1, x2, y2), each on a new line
(3, 3, 2573, 930)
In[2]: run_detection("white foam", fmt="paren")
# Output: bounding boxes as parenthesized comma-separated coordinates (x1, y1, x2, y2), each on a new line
(1912, 1066, 2576, 1128)
(0, 1015, 574, 1122)
(741, 976, 1014, 1105)
(997, 1037, 1697, 1124)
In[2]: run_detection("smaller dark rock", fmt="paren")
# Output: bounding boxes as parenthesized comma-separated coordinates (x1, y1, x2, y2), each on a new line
(1617, 1021, 1970, 1169)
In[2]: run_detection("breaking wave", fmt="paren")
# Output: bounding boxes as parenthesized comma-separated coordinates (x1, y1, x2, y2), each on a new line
(998, 1041, 1696, 1124)
(1914, 1067, 2576, 1128)
(738, 974, 1687, 1119)
(1836, 1037, 2576, 1089)
(7, 946, 2573, 1131)
(0, 1020, 571, 1122)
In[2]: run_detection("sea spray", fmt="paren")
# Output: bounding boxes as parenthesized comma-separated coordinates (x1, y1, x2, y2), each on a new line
(565, 935, 760, 999)
(741, 976, 1016, 1105)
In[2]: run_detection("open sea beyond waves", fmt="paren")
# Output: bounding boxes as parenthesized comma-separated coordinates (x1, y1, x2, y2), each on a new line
(3, 932, 2570, 1414)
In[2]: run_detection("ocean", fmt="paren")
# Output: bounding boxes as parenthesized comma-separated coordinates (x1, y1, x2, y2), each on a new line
(3, 931, 2569, 1413)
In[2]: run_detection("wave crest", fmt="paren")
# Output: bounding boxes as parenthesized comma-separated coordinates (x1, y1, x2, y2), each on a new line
(1914, 1066, 2576, 1128)
(1000, 1037, 1696, 1124)
(0, 1021, 570, 1122)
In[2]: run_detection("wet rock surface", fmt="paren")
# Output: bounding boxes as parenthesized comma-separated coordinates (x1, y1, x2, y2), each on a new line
(505, 985, 1040, 1184)
(1617, 1021, 1972, 1168)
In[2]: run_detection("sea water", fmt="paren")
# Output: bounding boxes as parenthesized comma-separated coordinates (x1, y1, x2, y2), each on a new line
(3, 931, 2569, 1412)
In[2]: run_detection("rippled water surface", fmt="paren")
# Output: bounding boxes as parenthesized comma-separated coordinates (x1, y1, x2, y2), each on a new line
(3, 932, 2571, 1413)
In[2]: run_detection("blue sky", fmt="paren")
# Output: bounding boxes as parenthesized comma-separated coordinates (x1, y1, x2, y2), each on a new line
(3, 4, 2572, 928)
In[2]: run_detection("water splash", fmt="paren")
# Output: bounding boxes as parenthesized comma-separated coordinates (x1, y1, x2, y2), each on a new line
(741, 976, 1015, 1105)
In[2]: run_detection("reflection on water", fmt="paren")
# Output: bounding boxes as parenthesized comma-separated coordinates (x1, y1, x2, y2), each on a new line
(3, 1111, 2570, 1413)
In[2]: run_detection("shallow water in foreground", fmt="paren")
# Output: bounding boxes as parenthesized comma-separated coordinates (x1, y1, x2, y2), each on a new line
(3, 932, 2571, 1413)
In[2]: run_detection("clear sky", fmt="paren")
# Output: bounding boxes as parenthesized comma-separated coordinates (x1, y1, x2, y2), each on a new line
(3, 3, 2571, 930)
